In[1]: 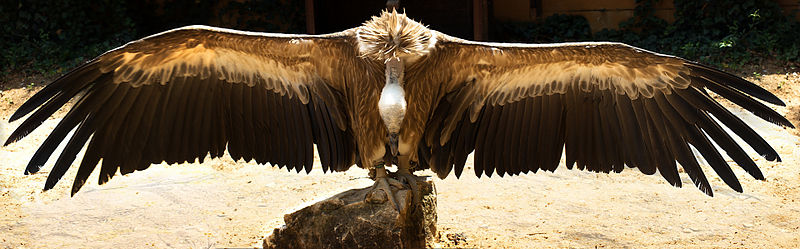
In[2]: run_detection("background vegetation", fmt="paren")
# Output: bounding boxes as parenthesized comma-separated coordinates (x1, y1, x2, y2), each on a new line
(1, 0, 135, 77)
(494, 0, 800, 68)
(1, 0, 798, 81)
(0, 0, 305, 79)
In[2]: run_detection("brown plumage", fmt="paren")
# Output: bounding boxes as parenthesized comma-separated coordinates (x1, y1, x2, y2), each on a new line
(4, 10, 793, 199)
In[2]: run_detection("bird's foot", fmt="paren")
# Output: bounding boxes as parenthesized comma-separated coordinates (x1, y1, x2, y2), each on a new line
(367, 166, 405, 211)
(390, 169, 426, 208)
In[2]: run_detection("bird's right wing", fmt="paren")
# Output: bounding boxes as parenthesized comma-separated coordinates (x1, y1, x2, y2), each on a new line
(413, 35, 792, 196)
(5, 25, 376, 195)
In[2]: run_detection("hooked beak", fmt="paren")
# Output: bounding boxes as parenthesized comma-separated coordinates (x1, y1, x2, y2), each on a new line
(388, 133, 399, 157)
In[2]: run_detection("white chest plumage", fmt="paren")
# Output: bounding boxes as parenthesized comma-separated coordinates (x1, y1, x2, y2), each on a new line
(378, 57, 407, 134)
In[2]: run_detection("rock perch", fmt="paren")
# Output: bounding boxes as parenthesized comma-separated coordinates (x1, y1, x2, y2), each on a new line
(264, 178, 437, 249)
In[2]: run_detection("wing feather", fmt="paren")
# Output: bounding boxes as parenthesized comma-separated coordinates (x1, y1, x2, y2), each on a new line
(648, 94, 681, 187)
(506, 96, 525, 176)
(416, 36, 790, 196)
(542, 95, 566, 172)
(248, 83, 265, 164)
(5, 26, 365, 194)
(495, 103, 512, 176)
(598, 90, 623, 172)
(95, 85, 133, 184)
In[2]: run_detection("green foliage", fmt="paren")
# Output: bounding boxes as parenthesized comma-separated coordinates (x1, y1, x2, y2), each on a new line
(493, 14, 592, 43)
(1, 0, 136, 75)
(3, 0, 797, 78)
(125, 0, 218, 37)
(220, 0, 306, 33)
(0, 0, 305, 79)
(495, 0, 800, 67)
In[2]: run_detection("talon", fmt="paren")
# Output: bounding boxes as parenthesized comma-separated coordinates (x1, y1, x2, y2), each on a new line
(393, 155, 426, 209)
(368, 166, 402, 211)
(395, 170, 423, 208)
(386, 177, 405, 189)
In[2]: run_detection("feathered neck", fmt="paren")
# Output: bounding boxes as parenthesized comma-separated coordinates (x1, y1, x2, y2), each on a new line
(356, 9, 435, 62)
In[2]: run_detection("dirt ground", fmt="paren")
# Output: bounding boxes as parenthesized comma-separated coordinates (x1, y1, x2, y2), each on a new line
(1, 64, 799, 248)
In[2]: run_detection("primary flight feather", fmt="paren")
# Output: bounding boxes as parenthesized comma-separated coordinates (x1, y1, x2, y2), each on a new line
(5, 10, 792, 205)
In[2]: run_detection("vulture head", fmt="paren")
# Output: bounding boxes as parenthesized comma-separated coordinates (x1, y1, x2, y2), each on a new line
(356, 9, 435, 63)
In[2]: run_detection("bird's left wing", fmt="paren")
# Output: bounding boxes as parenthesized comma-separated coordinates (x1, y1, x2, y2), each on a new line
(413, 35, 792, 196)
(4, 26, 371, 195)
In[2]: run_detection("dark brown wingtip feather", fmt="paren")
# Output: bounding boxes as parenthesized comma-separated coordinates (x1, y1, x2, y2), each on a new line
(652, 93, 744, 192)
(694, 75, 793, 128)
(71, 139, 103, 196)
(675, 88, 781, 162)
(664, 93, 766, 180)
(5, 66, 103, 148)
(686, 62, 785, 106)
(22, 104, 90, 175)
(6, 91, 76, 147)
(44, 115, 96, 192)
(8, 61, 100, 123)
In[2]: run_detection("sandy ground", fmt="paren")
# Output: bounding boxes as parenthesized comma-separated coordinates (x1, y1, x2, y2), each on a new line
(1, 69, 799, 248)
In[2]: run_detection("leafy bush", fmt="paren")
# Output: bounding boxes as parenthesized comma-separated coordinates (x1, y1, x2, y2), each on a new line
(494, 0, 800, 67)
(3, 0, 797, 78)
(219, 0, 306, 33)
(493, 14, 592, 43)
(0, 0, 305, 78)
(1, 0, 135, 76)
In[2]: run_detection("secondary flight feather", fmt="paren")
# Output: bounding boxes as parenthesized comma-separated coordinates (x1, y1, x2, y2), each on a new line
(4, 10, 792, 206)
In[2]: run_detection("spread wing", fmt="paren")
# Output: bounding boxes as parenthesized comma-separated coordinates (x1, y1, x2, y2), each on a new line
(415, 35, 793, 196)
(5, 26, 370, 195)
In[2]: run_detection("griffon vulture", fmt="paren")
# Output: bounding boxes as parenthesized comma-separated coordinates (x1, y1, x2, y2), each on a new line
(4, 10, 793, 209)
